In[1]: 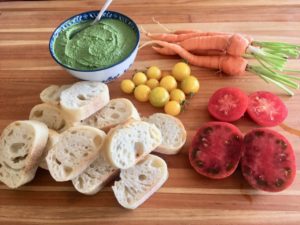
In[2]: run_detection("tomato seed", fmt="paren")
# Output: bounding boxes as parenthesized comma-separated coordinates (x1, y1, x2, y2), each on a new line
(226, 162, 234, 171)
(196, 160, 204, 168)
(256, 176, 268, 186)
(207, 167, 220, 174)
(203, 127, 213, 135)
(275, 178, 284, 187)
(284, 167, 292, 177)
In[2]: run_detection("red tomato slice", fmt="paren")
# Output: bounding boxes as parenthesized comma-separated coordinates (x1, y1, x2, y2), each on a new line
(208, 87, 248, 122)
(247, 91, 288, 127)
(189, 122, 243, 179)
(241, 128, 296, 192)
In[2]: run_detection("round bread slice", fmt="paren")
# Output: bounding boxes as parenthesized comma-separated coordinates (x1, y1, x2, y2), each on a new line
(46, 126, 106, 181)
(72, 151, 118, 195)
(29, 103, 71, 133)
(81, 98, 140, 132)
(112, 154, 168, 209)
(145, 113, 186, 155)
(39, 129, 60, 170)
(103, 120, 162, 169)
(0, 120, 48, 188)
(40, 84, 71, 105)
(60, 81, 110, 121)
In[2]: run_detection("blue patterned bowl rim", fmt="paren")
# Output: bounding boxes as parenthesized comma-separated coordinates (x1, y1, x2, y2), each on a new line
(49, 10, 140, 72)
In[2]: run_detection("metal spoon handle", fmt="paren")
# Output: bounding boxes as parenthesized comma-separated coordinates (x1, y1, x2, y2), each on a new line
(91, 0, 113, 25)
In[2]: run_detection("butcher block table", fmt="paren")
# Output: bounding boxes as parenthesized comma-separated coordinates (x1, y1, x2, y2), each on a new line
(1, 0, 300, 224)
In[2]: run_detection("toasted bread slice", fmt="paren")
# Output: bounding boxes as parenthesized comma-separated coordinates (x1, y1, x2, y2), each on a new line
(103, 120, 162, 169)
(46, 126, 106, 181)
(60, 81, 110, 121)
(112, 154, 168, 209)
(29, 103, 71, 133)
(40, 84, 71, 105)
(81, 98, 140, 132)
(0, 120, 48, 188)
(39, 129, 59, 170)
(145, 113, 186, 155)
(72, 151, 118, 195)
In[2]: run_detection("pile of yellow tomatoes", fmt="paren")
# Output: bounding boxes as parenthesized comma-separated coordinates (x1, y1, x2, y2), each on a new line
(120, 62, 200, 116)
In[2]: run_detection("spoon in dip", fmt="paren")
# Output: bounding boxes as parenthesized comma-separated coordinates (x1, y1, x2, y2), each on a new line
(69, 0, 113, 39)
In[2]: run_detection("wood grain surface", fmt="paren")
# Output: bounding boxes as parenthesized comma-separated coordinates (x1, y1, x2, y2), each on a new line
(0, 0, 300, 224)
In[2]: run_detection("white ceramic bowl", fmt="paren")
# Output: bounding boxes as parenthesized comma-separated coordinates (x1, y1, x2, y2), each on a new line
(49, 10, 140, 83)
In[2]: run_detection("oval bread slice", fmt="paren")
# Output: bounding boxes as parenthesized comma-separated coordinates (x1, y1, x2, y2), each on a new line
(112, 154, 168, 209)
(72, 152, 118, 195)
(103, 120, 162, 169)
(46, 126, 106, 181)
(29, 103, 71, 133)
(0, 120, 48, 188)
(81, 98, 140, 132)
(40, 84, 71, 105)
(60, 81, 110, 121)
(39, 129, 60, 170)
(145, 113, 186, 155)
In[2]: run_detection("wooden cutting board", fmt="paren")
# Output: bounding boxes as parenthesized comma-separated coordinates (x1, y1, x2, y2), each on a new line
(0, 0, 300, 224)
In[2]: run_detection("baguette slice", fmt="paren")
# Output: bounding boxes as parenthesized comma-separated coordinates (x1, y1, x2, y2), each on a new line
(72, 152, 118, 195)
(46, 126, 106, 181)
(145, 113, 186, 155)
(29, 103, 71, 133)
(81, 98, 140, 132)
(39, 129, 59, 170)
(103, 120, 162, 169)
(0, 120, 48, 188)
(112, 154, 168, 209)
(60, 81, 110, 121)
(40, 84, 71, 105)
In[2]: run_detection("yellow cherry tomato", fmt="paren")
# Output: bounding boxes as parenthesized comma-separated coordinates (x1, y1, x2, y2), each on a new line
(146, 78, 159, 89)
(172, 62, 191, 81)
(120, 79, 135, 94)
(134, 84, 151, 102)
(132, 72, 147, 85)
(164, 101, 181, 116)
(181, 75, 200, 95)
(149, 87, 170, 108)
(170, 88, 186, 103)
(160, 75, 177, 92)
(146, 66, 162, 80)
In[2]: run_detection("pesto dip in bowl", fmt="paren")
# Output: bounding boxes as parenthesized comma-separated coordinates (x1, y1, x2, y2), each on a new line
(49, 11, 140, 83)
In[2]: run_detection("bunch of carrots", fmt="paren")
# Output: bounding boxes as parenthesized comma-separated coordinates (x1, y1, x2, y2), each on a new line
(140, 28, 300, 96)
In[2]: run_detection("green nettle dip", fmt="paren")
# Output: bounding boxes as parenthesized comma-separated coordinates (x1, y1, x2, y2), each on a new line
(54, 19, 137, 70)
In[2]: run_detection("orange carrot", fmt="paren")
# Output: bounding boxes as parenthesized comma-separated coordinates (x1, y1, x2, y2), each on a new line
(179, 34, 250, 56)
(146, 32, 229, 43)
(152, 46, 225, 56)
(149, 41, 247, 76)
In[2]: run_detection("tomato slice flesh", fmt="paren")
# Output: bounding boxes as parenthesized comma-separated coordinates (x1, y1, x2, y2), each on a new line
(247, 91, 288, 127)
(241, 128, 296, 192)
(189, 122, 243, 179)
(208, 87, 248, 122)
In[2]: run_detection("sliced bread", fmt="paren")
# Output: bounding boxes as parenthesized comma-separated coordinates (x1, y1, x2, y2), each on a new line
(46, 126, 106, 181)
(0, 120, 48, 188)
(72, 151, 118, 195)
(103, 120, 162, 169)
(145, 113, 186, 155)
(81, 98, 140, 132)
(112, 154, 168, 209)
(60, 81, 110, 121)
(29, 103, 71, 133)
(40, 84, 71, 105)
(39, 129, 60, 170)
